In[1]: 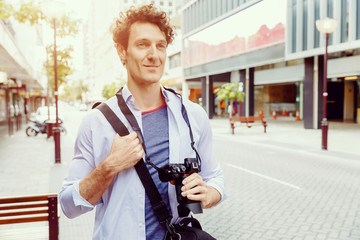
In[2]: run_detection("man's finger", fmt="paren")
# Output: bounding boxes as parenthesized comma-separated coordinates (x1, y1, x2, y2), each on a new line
(182, 172, 200, 185)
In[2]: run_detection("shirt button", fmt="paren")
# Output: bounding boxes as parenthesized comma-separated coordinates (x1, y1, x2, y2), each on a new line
(138, 194, 142, 199)
(139, 223, 143, 227)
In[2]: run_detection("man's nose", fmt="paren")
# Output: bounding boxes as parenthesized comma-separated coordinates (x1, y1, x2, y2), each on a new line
(147, 44, 159, 59)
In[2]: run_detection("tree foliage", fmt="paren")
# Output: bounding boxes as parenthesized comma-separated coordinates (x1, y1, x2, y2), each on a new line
(214, 82, 245, 102)
(60, 79, 89, 102)
(45, 45, 74, 93)
(0, 1, 13, 19)
(55, 15, 81, 38)
(12, 1, 44, 25)
(214, 82, 245, 118)
(0, 0, 81, 92)
(1, 0, 81, 36)
(102, 81, 126, 99)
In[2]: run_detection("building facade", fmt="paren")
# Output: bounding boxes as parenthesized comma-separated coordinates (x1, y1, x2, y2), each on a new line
(0, 19, 46, 136)
(181, 0, 360, 128)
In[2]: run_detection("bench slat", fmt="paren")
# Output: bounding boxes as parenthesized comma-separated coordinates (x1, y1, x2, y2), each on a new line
(0, 216, 48, 225)
(0, 195, 56, 204)
(0, 209, 48, 218)
(0, 203, 48, 211)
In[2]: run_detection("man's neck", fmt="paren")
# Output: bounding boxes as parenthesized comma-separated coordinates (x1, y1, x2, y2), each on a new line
(127, 82, 165, 112)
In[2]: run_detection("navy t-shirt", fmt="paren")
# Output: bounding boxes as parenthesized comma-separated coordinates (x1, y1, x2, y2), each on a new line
(142, 103, 171, 240)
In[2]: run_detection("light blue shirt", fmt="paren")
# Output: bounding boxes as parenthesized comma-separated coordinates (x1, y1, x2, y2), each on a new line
(59, 85, 226, 240)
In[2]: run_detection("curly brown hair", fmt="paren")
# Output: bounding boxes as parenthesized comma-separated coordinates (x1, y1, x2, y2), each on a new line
(110, 4, 175, 50)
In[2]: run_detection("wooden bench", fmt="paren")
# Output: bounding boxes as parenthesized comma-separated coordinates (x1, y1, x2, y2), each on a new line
(229, 116, 267, 134)
(0, 194, 59, 240)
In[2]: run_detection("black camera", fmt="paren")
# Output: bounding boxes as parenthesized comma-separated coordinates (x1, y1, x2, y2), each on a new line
(158, 158, 203, 217)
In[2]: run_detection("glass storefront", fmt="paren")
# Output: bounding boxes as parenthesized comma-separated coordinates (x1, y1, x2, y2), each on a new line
(0, 88, 6, 123)
(255, 83, 300, 118)
(357, 80, 360, 123)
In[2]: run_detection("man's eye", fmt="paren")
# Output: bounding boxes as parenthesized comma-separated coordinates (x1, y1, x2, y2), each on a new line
(158, 44, 166, 49)
(138, 43, 146, 47)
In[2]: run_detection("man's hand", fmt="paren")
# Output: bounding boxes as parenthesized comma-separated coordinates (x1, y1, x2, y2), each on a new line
(104, 132, 144, 174)
(79, 131, 144, 205)
(180, 173, 221, 209)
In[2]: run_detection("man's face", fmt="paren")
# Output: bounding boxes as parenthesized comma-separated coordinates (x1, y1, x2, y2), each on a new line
(121, 21, 167, 86)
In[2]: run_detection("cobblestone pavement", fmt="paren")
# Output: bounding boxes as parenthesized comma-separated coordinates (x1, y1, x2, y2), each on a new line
(0, 114, 359, 239)
(196, 118, 360, 240)
(0, 110, 94, 240)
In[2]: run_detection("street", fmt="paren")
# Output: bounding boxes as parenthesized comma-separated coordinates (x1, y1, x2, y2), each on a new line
(197, 120, 360, 240)
(1, 104, 360, 239)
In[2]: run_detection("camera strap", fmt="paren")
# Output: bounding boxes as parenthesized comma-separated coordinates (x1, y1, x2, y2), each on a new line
(96, 102, 172, 223)
(163, 87, 202, 167)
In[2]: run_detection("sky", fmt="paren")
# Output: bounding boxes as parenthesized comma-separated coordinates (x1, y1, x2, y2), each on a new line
(59, 0, 90, 21)
(10, 0, 89, 20)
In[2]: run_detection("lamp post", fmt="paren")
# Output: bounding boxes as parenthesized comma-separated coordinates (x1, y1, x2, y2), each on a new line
(42, 0, 65, 163)
(316, 17, 338, 150)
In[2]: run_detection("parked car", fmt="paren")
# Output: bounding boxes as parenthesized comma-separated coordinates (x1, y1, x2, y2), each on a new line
(30, 106, 64, 123)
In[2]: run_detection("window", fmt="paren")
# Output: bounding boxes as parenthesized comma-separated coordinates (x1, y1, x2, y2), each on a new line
(357, 0, 360, 39)
(169, 53, 181, 69)
(314, 0, 320, 48)
(340, 0, 348, 43)
(303, 0, 308, 50)
(292, 0, 297, 53)
(327, 0, 333, 45)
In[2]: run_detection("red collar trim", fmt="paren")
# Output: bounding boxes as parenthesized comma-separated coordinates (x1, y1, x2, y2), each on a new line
(141, 103, 167, 114)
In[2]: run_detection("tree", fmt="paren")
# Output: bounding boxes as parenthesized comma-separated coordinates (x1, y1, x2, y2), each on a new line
(61, 83, 76, 103)
(11, 1, 44, 25)
(0, 0, 81, 93)
(8, 1, 80, 37)
(45, 45, 73, 94)
(0, 1, 13, 19)
(102, 81, 127, 99)
(214, 82, 245, 118)
(60, 79, 89, 103)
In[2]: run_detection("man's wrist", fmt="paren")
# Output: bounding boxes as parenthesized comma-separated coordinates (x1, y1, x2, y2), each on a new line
(204, 185, 221, 209)
(98, 155, 118, 178)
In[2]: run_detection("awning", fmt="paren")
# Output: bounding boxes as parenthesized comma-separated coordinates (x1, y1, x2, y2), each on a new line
(161, 76, 184, 87)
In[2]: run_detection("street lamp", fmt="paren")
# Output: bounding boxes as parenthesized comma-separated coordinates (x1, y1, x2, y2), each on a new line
(316, 17, 338, 150)
(42, 0, 65, 163)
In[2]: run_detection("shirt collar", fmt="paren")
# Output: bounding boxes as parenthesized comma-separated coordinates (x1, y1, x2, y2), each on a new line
(121, 84, 171, 104)
(120, 84, 133, 104)
(160, 85, 171, 103)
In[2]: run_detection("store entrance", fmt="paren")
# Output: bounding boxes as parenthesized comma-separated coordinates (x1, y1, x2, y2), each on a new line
(255, 83, 298, 119)
(327, 81, 344, 120)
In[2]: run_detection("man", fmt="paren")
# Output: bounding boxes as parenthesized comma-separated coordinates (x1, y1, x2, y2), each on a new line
(60, 4, 225, 239)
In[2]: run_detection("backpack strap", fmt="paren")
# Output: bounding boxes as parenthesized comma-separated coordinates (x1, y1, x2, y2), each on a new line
(92, 102, 102, 109)
(95, 102, 172, 223)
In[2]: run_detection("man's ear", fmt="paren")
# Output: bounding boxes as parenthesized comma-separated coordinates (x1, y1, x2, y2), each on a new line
(116, 45, 127, 66)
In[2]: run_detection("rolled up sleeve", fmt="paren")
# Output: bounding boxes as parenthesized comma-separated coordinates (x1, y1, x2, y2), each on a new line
(60, 180, 95, 218)
(193, 106, 227, 202)
(59, 115, 98, 218)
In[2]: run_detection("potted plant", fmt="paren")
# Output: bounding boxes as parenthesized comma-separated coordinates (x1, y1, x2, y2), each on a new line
(214, 82, 245, 118)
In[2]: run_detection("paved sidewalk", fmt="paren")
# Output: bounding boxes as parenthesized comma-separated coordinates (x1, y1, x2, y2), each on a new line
(212, 117, 360, 159)
(0, 117, 359, 239)
(0, 124, 94, 239)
